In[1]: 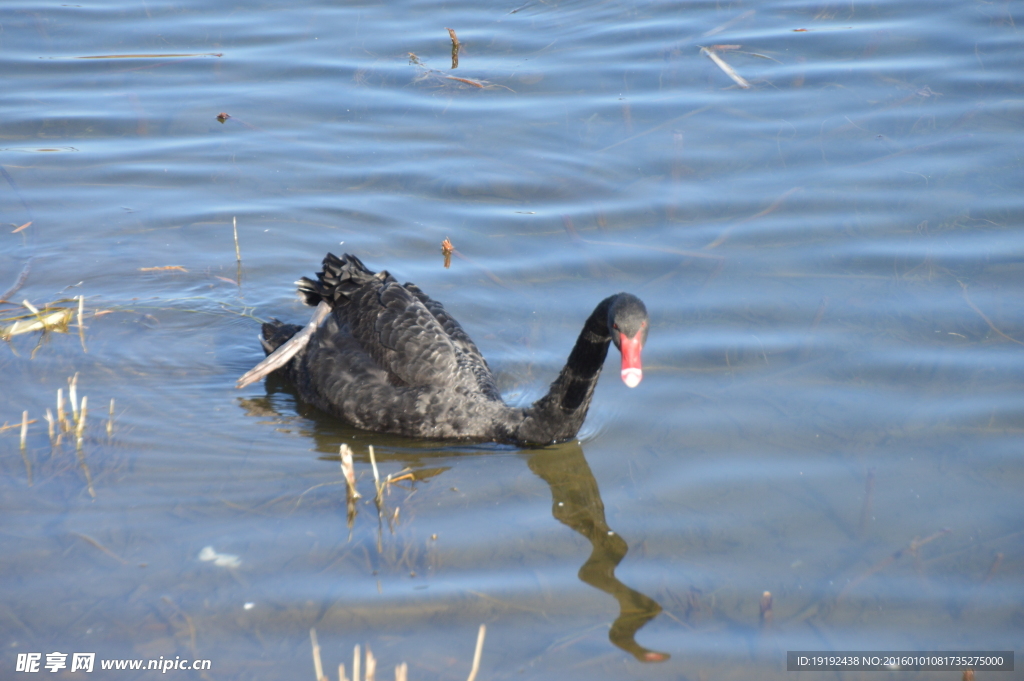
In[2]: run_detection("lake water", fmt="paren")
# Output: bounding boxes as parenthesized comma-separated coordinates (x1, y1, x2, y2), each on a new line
(2, 0, 1022, 678)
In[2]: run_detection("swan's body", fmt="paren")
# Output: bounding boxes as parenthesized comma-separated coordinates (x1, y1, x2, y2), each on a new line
(252, 253, 648, 445)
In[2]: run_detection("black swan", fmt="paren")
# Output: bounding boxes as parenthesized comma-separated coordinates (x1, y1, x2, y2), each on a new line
(237, 253, 648, 444)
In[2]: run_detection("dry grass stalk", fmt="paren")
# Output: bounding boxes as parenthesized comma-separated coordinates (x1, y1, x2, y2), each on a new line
(233, 216, 242, 262)
(466, 624, 486, 681)
(1, 306, 73, 340)
(353, 644, 361, 681)
(365, 646, 376, 681)
(338, 663, 349, 681)
(394, 663, 407, 681)
(45, 409, 55, 444)
(340, 444, 361, 499)
(20, 410, 28, 450)
(76, 395, 88, 449)
(107, 398, 115, 437)
(699, 46, 749, 89)
(57, 388, 67, 432)
(759, 591, 773, 629)
(73, 532, 128, 565)
(368, 445, 383, 501)
(77, 294, 87, 352)
(959, 281, 1024, 345)
(446, 28, 460, 69)
(838, 528, 951, 601)
(310, 628, 327, 681)
(69, 373, 80, 423)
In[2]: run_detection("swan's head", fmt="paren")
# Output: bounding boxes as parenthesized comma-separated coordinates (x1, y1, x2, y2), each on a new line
(608, 293, 648, 388)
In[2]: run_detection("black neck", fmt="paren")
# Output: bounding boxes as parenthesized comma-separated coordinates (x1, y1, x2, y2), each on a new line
(516, 296, 616, 444)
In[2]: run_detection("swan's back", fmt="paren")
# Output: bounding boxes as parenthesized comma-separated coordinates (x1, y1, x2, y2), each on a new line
(263, 254, 516, 439)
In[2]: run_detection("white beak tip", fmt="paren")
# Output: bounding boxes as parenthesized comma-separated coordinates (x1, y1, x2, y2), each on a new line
(621, 368, 642, 388)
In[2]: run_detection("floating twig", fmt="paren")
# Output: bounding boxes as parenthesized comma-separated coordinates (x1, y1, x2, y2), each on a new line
(838, 528, 951, 601)
(0, 259, 32, 304)
(702, 9, 755, 37)
(705, 186, 801, 249)
(139, 265, 188, 272)
(699, 46, 750, 89)
(445, 76, 484, 88)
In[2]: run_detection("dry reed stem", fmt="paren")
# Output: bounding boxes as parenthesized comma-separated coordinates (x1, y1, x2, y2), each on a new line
(353, 644, 360, 681)
(959, 281, 1024, 345)
(394, 663, 407, 681)
(705, 186, 802, 249)
(69, 373, 79, 423)
(107, 398, 114, 437)
(76, 396, 88, 448)
(699, 47, 750, 89)
(369, 445, 383, 501)
(310, 628, 327, 681)
(233, 216, 242, 262)
(76, 448, 96, 498)
(340, 444, 361, 499)
(73, 532, 128, 565)
(20, 410, 28, 450)
(365, 646, 376, 681)
(78, 294, 87, 353)
(466, 624, 486, 681)
(838, 528, 951, 601)
(702, 9, 754, 37)
(339, 662, 349, 681)
(45, 409, 55, 443)
(57, 389, 66, 432)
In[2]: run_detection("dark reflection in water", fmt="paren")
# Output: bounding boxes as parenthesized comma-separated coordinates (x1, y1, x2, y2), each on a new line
(243, 380, 668, 662)
(528, 445, 669, 663)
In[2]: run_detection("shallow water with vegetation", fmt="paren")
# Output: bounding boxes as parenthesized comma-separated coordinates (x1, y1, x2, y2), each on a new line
(2, 0, 1022, 678)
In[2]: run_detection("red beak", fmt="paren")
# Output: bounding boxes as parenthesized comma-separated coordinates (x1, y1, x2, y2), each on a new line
(619, 331, 643, 387)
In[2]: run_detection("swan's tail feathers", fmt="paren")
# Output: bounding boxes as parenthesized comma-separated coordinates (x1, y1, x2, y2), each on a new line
(297, 253, 379, 307)
(260, 319, 302, 354)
